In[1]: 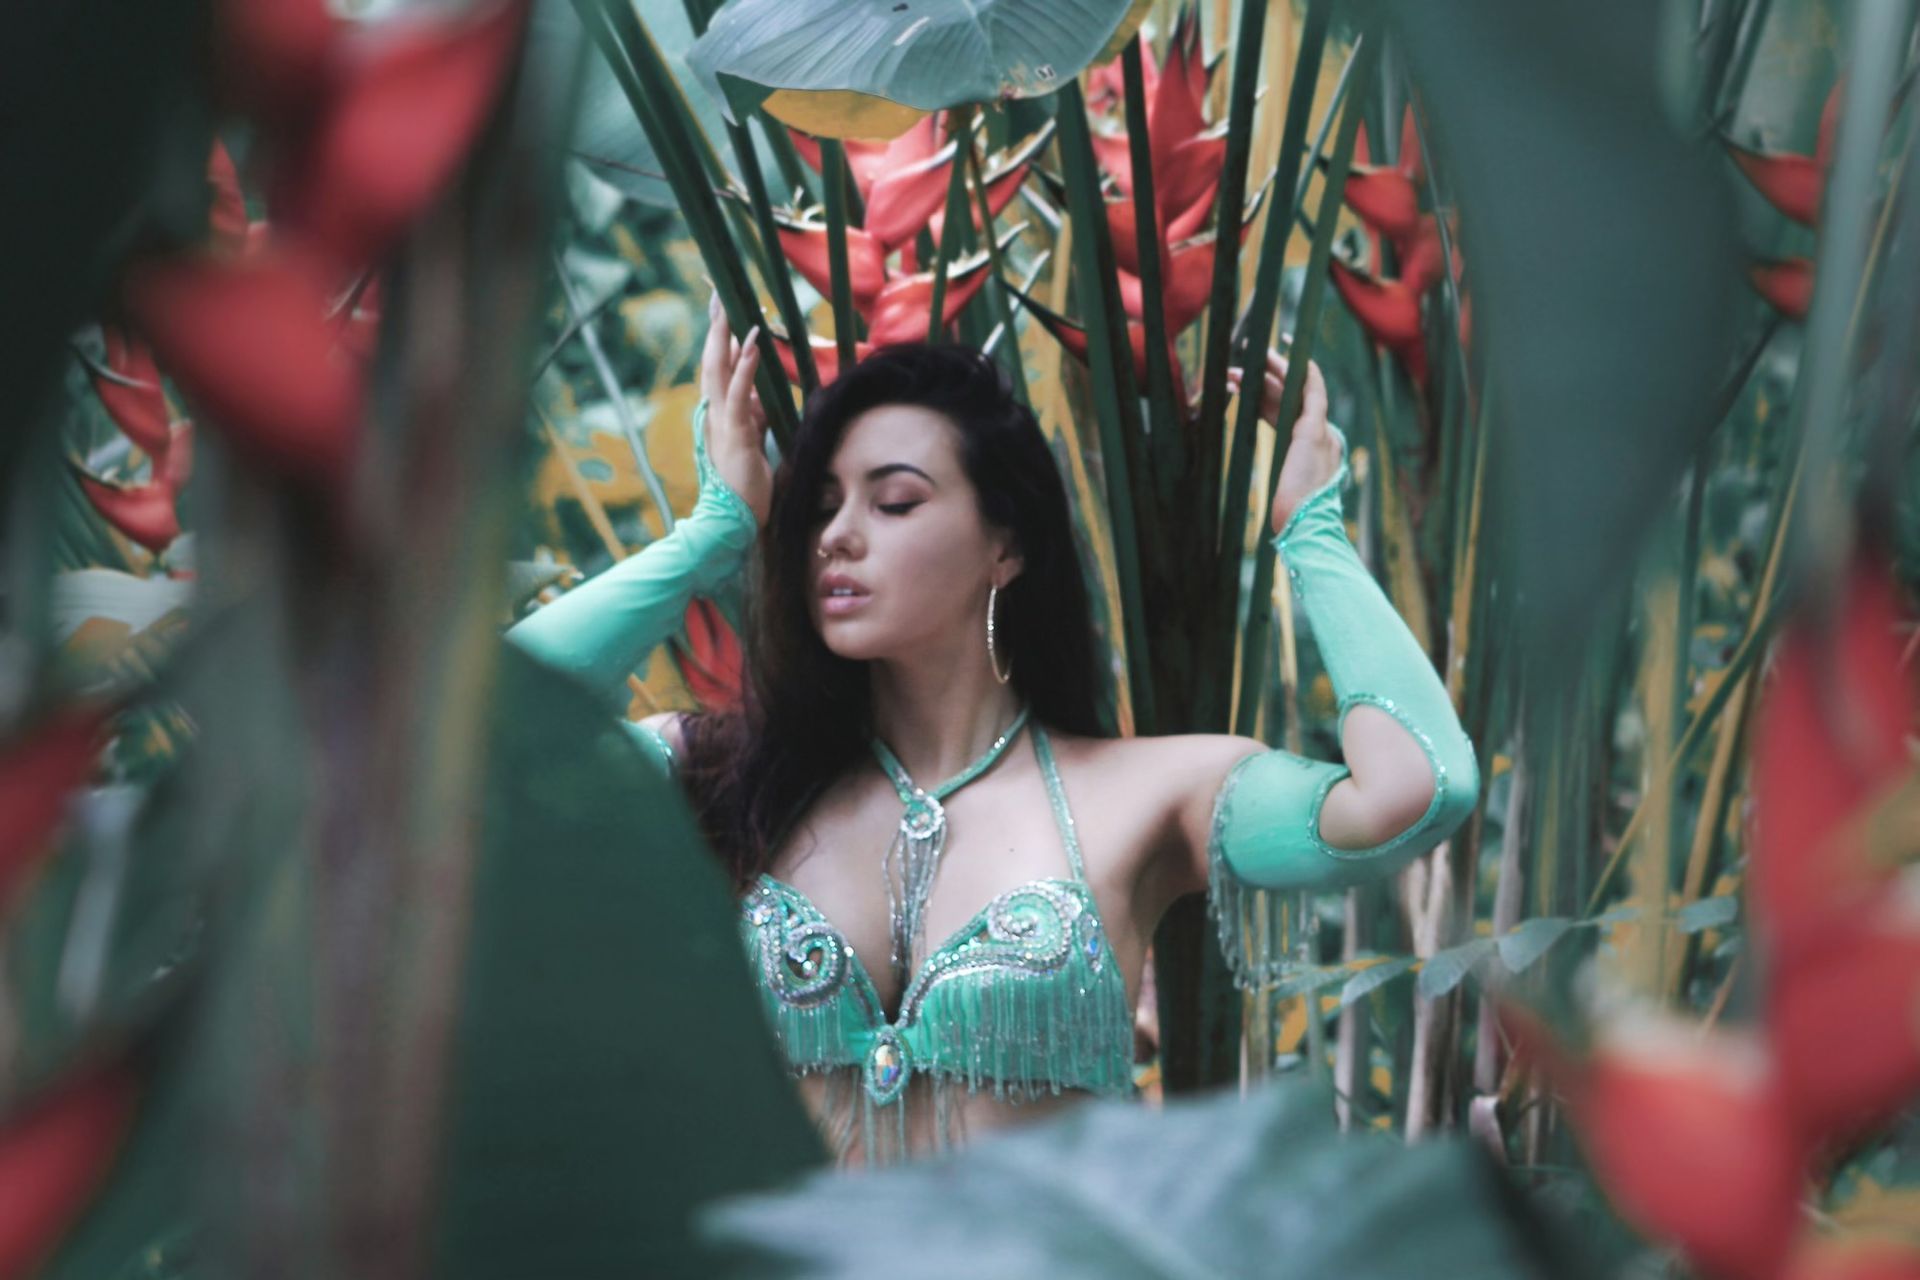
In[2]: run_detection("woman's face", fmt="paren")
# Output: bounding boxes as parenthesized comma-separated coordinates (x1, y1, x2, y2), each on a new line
(806, 403, 1020, 661)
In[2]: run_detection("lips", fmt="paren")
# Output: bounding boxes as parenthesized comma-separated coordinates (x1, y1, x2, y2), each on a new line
(817, 571, 870, 600)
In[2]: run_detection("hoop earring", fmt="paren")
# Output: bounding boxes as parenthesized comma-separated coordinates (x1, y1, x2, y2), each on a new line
(986, 584, 1013, 685)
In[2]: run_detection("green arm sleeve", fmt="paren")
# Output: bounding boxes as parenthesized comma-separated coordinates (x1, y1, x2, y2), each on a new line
(1207, 424, 1480, 985)
(505, 400, 754, 773)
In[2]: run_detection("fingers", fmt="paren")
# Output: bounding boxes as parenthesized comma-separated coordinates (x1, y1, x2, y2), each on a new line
(725, 326, 761, 434)
(701, 292, 730, 400)
(1301, 355, 1328, 426)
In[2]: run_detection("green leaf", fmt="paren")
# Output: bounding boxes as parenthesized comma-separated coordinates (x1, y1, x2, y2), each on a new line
(687, 0, 1149, 139)
(1417, 937, 1497, 1000)
(1496, 917, 1576, 975)
(432, 648, 823, 1275)
(1339, 955, 1418, 1008)
(1675, 895, 1739, 934)
(702, 1079, 1565, 1278)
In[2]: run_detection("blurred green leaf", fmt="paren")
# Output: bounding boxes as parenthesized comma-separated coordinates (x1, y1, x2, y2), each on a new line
(431, 647, 822, 1277)
(1417, 937, 1496, 1000)
(703, 1079, 1567, 1279)
(1675, 895, 1738, 934)
(1496, 917, 1576, 975)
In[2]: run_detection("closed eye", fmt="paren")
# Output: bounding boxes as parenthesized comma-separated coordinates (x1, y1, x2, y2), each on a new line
(811, 499, 922, 523)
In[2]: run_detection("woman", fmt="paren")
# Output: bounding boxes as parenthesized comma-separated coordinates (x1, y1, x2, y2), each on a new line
(508, 294, 1479, 1165)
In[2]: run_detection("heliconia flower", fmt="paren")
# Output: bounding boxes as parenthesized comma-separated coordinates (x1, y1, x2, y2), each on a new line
(1767, 889, 1920, 1151)
(1397, 216, 1447, 295)
(0, 707, 108, 915)
(1085, 34, 1156, 115)
(1505, 1005, 1809, 1280)
(788, 114, 945, 205)
(772, 335, 872, 386)
(1750, 256, 1816, 321)
(864, 258, 993, 346)
(212, 0, 343, 122)
(1089, 13, 1214, 203)
(674, 599, 743, 710)
(125, 244, 365, 481)
(86, 328, 172, 455)
(1330, 257, 1425, 349)
(1727, 81, 1843, 229)
(74, 471, 182, 554)
(207, 141, 252, 255)
(862, 142, 960, 251)
(276, 0, 529, 267)
(1118, 234, 1218, 338)
(162, 422, 195, 491)
(774, 218, 887, 310)
(0, 1067, 140, 1280)
(1014, 286, 1160, 390)
(921, 131, 1048, 248)
(1748, 553, 1913, 963)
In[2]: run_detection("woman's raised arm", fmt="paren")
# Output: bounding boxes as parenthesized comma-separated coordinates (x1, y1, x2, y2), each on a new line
(1172, 353, 1479, 986)
(505, 295, 770, 772)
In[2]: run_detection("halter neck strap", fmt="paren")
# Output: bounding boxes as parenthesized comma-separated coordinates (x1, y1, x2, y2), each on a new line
(870, 706, 1031, 803)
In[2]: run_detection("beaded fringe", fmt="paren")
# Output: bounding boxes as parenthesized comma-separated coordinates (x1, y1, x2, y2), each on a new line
(773, 965, 1132, 1166)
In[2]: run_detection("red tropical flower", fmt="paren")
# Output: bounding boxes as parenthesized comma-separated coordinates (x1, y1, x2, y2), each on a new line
(125, 244, 365, 481)
(673, 599, 743, 710)
(86, 327, 172, 455)
(1748, 553, 1913, 962)
(0, 1068, 140, 1280)
(1506, 1007, 1809, 1280)
(276, 0, 529, 267)
(1749, 257, 1815, 321)
(0, 707, 109, 915)
(73, 471, 182, 554)
(1727, 80, 1843, 229)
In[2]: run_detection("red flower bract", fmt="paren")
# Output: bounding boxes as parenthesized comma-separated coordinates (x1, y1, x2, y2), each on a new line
(1748, 553, 1914, 962)
(76, 473, 182, 554)
(0, 707, 108, 915)
(1507, 1007, 1809, 1280)
(278, 0, 528, 267)
(88, 328, 172, 455)
(0, 1068, 140, 1280)
(125, 245, 364, 481)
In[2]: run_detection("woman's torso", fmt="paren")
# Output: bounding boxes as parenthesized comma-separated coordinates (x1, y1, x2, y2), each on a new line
(742, 723, 1177, 1164)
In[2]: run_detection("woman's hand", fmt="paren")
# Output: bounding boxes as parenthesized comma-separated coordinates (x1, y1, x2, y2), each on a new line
(1228, 345, 1344, 536)
(700, 292, 772, 526)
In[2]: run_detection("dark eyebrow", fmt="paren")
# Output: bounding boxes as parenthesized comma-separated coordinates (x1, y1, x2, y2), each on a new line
(825, 463, 937, 488)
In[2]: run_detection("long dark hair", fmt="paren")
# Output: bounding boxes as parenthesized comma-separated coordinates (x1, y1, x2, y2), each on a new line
(679, 343, 1111, 891)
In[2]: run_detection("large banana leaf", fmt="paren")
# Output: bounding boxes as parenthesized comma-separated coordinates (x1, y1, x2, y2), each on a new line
(687, 0, 1151, 139)
(701, 1079, 1582, 1279)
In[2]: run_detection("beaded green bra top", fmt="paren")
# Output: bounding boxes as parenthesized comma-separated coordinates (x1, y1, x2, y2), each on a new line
(739, 719, 1134, 1162)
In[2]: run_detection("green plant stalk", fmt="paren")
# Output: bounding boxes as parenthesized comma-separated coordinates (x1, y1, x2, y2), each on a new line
(927, 112, 976, 342)
(551, 249, 676, 534)
(578, 0, 797, 446)
(1054, 79, 1157, 732)
(727, 118, 819, 394)
(1233, 32, 1380, 736)
(1710, 0, 1779, 127)
(1121, 37, 1182, 489)
(759, 110, 816, 205)
(1206, 15, 1349, 728)
(964, 140, 1030, 405)
(1194, 0, 1313, 560)
(820, 139, 860, 370)
(1788, 0, 1908, 596)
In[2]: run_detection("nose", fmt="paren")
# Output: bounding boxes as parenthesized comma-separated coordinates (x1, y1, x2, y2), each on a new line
(817, 501, 865, 562)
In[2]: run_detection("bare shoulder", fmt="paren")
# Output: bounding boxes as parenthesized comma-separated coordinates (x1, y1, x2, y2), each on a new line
(1048, 728, 1266, 783)
(1041, 727, 1268, 823)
